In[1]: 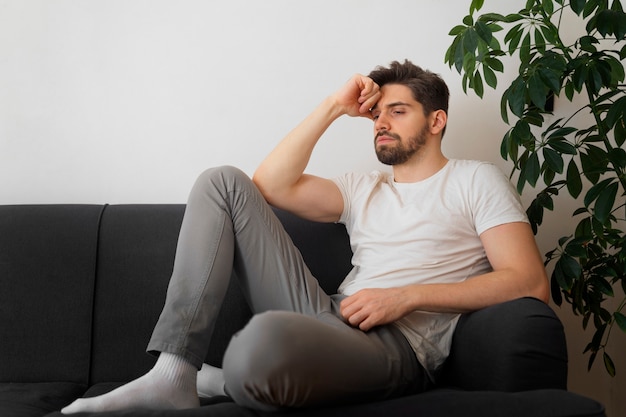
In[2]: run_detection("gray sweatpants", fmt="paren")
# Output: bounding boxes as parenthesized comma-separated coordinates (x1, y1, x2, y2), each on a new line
(147, 166, 427, 410)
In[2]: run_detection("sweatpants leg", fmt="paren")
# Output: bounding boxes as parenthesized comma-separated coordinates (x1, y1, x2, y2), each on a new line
(223, 307, 425, 411)
(147, 166, 334, 368)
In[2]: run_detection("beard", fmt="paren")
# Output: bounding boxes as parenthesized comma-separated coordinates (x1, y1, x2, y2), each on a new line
(374, 126, 428, 166)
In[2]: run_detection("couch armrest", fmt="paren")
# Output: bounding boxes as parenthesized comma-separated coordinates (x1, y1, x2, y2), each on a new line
(438, 297, 568, 391)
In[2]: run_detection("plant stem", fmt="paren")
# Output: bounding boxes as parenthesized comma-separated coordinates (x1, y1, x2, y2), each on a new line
(584, 82, 626, 192)
(602, 295, 626, 349)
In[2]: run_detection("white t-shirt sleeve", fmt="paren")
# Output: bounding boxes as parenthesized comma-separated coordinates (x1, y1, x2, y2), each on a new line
(468, 163, 529, 236)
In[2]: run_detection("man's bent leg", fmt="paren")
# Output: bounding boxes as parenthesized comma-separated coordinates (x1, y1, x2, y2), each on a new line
(148, 165, 333, 367)
(63, 166, 330, 414)
(223, 308, 427, 411)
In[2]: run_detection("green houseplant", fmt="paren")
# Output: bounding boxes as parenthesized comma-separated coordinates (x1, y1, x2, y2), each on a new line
(445, 0, 626, 375)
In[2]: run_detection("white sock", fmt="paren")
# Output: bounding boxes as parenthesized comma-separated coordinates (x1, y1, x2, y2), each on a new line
(61, 352, 200, 414)
(196, 363, 226, 398)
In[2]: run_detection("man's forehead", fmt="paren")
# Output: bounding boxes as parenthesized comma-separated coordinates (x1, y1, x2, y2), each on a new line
(372, 84, 419, 110)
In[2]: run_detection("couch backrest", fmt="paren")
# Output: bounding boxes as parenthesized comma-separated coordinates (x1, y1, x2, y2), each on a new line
(0, 205, 104, 384)
(0, 204, 354, 385)
(0, 204, 568, 392)
(271, 207, 353, 294)
(88, 204, 187, 383)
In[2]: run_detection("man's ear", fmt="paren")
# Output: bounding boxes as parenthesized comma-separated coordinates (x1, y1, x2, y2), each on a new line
(429, 110, 447, 135)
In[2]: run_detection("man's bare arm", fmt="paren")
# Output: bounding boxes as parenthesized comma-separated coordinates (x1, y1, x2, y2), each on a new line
(253, 74, 380, 222)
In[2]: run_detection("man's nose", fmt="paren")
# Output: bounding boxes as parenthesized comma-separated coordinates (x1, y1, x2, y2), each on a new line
(375, 114, 389, 131)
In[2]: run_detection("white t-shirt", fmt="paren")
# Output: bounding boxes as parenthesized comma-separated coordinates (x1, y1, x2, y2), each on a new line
(332, 159, 528, 377)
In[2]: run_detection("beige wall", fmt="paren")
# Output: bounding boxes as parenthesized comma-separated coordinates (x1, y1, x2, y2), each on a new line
(0, 0, 623, 415)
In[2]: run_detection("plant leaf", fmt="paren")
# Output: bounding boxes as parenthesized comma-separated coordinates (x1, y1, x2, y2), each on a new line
(463, 52, 477, 79)
(615, 312, 626, 332)
(604, 352, 616, 377)
(479, 13, 508, 23)
(538, 191, 555, 210)
(501, 130, 512, 160)
(520, 32, 532, 62)
(470, 0, 485, 15)
(607, 56, 625, 84)
(475, 21, 493, 44)
(593, 277, 615, 296)
(556, 254, 582, 288)
(463, 28, 479, 55)
(615, 116, 626, 147)
(549, 139, 577, 155)
(525, 152, 541, 187)
(551, 274, 563, 305)
(449, 25, 467, 36)
(483, 65, 498, 88)
(543, 166, 556, 185)
(565, 238, 588, 257)
(539, 67, 562, 93)
(509, 25, 525, 55)
(605, 96, 626, 128)
(485, 56, 504, 72)
(474, 70, 485, 98)
(548, 126, 578, 140)
(543, 148, 564, 173)
(588, 351, 598, 371)
(575, 216, 592, 239)
(529, 74, 548, 110)
(535, 27, 546, 54)
(584, 178, 615, 207)
(500, 89, 510, 124)
(567, 159, 583, 198)
(593, 181, 619, 224)
(508, 78, 527, 118)
(542, 0, 554, 15)
(608, 148, 626, 169)
(540, 23, 558, 44)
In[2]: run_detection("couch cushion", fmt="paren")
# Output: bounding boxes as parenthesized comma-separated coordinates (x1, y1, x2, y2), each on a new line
(0, 382, 85, 417)
(41, 389, 606, 417)
(0, 380, 86, 417)
(0, 205, 103, 383)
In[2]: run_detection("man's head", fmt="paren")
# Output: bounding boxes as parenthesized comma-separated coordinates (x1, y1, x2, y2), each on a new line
(368, 60, 449, 138)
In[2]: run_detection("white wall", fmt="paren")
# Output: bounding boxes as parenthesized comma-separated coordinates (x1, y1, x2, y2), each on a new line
(1, 0, 514, 204)
(0, 1, 623, 415)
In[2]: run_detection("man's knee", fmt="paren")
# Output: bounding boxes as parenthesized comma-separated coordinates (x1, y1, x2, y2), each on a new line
(195, 165, 250, 189)
(222, 311, 311, 410)
(190, 165, 255, 203)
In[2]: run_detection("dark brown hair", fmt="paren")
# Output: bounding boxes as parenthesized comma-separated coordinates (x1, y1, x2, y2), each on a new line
(368, 60, 449, 135)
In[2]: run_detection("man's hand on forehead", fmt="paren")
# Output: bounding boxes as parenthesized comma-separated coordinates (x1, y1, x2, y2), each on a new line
(356, 75, 381, 115)
(331, 74, 381, 119)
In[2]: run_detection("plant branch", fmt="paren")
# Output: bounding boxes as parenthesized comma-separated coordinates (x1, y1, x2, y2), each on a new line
(584, 82, 626, 192)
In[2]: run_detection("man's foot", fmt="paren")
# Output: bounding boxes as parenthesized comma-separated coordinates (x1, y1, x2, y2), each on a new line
(196, 363, 226, 398)
(61, 353, 200, 414)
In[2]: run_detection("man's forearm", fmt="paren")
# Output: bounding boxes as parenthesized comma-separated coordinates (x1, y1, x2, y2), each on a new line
(253, 96, 343, 200)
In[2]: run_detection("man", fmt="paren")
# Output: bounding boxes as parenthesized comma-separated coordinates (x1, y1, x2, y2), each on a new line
(62, 60, 549, 414)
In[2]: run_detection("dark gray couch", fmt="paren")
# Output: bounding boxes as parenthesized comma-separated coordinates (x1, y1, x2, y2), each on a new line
(0, 204, 606, 417)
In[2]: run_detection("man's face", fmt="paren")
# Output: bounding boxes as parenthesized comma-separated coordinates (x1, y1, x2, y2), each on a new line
(370, 84, 429, 166)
